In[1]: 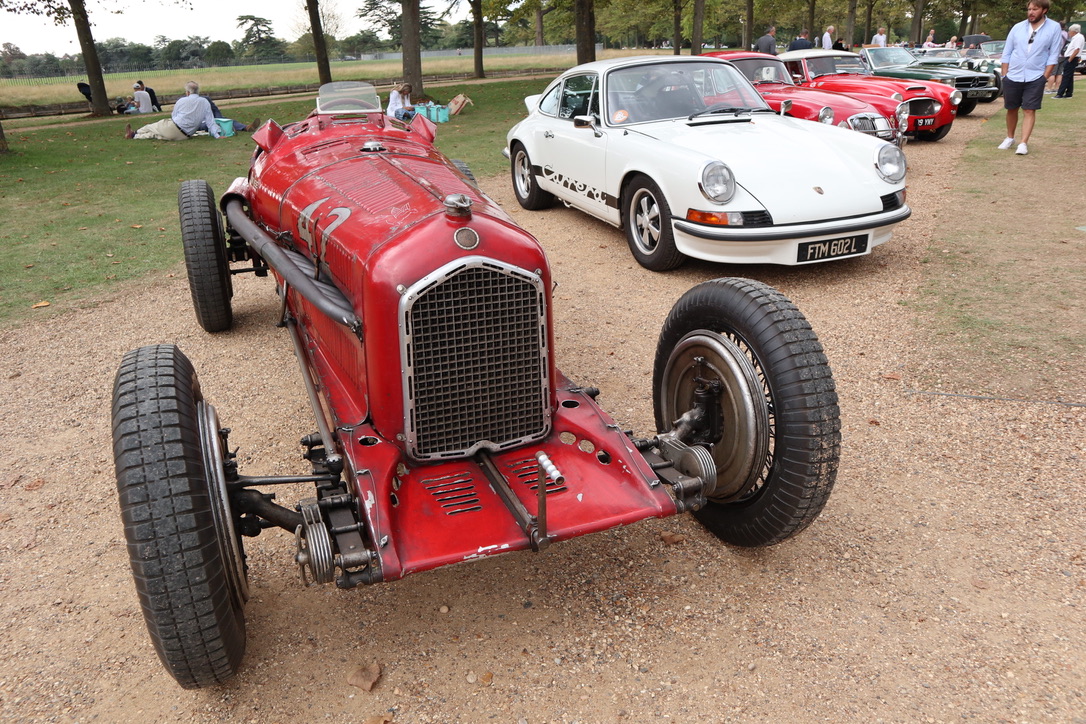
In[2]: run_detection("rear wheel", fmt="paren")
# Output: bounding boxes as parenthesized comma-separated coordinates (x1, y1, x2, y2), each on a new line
(179, 180, 233, 333)
(653, 278, 840, 546)
(623, 175, 684, 272)
(510, 142, 554, 210)
(915, 121, 952, 141)
(112, 344, 247, 688)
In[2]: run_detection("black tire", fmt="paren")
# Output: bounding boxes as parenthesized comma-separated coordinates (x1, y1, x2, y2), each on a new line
(113, 344, 247, 689)
(956, 98, 978, 116)
(915, 121, 952, 142)
(452, 158, 477, 185)
(623, 175, 684, 272)
(179, 180, 233, 333)
(653, 278, 840, 547)
(510, 142, 554, 210)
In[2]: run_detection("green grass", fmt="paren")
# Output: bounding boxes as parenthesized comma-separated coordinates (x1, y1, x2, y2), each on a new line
(910, 96, 1086, 397)
(0, 81, 543, 324)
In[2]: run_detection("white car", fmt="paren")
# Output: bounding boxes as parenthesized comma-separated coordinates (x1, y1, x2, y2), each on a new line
(504, 56, 911, 270)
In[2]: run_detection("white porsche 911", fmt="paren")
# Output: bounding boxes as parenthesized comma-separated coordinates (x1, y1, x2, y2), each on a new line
(504, 56, 911, 271)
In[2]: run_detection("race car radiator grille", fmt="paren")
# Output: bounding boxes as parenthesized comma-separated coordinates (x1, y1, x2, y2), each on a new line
(401, 258, 550, 460)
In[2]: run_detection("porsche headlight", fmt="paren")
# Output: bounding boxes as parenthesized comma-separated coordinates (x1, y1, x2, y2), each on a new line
(818, 106, 835, 124)
(700, 161, 735, 203)
(895, 102, 910, 130)
(950, 90, 962, 106)
(875, 143, 906, 184)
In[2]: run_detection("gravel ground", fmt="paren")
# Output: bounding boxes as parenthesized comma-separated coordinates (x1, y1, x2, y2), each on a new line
(1, 101, 1083, 723)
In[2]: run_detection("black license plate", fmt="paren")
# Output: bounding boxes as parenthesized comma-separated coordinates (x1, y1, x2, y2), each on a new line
(917, 117, 936, 127)
(797, 234, 869, 263)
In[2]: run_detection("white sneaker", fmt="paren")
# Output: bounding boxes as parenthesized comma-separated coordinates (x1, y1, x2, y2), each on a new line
(998, 137, 1015, 150)
(1016, 143, 1028, 155)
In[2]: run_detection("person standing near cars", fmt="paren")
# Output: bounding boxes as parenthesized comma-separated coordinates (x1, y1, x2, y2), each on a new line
(788, 29, 813, 51)
(998, 0, 1063, 155)
(1055, 24, 1082, 98)
(871, 27, 887, 47)
(822, 25, 835, 49)
(754, 26, 777, 55)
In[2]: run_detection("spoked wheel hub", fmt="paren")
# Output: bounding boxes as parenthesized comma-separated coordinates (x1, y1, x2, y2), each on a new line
(657, 330, 771, 502)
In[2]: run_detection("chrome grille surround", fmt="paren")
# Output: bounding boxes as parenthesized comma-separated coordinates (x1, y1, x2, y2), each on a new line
(400, 257, 551, 460)
(846, 113, 894, 140)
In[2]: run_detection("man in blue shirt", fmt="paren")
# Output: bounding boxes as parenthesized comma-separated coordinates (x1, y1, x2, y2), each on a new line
(126, 81, 223, 141)
(788, 29, 813, 51)
(997, 0, 1063, 155)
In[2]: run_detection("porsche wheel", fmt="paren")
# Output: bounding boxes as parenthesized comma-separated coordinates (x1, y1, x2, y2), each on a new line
(510, 142, 554, 210)
(956, 98, 978, 116)
(653, 278, 840, 547)
(179, 179, 233, 333)
(113, 344, 247, 688)
(915, 122, 952, 142)
(623, 175, 684, 272)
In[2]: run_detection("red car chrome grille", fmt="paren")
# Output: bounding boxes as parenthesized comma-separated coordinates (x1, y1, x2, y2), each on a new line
(401, 258, 550, 460)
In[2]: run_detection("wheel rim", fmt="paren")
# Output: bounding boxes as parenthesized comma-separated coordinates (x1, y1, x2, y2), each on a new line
(629, 187, 662, 255)
(658, 330, 773, 502)
(514, 150, 533, 200)
(198, 401, 249, 606)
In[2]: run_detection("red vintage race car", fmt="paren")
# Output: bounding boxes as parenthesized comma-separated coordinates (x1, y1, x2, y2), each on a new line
(706, 50, 907, 146)
(779, 48, 963, 141)
(111, 82, 840, 688)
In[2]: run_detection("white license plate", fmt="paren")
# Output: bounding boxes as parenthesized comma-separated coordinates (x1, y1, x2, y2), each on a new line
(797, 234, 869, 263)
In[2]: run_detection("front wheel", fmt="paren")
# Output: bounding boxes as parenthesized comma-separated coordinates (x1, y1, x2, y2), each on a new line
(112, 344, 247, 688)
(623, 175, 684, 272)
(653, 278, 840, 547)
(915, 121, 952, 141)
(179, 179, 233, 333)
(956, 98, 978, 116)
(510, 142, 554, 210)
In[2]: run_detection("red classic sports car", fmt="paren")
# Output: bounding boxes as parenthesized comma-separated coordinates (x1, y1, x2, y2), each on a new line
(779, 48, 962, 141)
(111, 81, 840, 688)
(706, 50, 907, 146)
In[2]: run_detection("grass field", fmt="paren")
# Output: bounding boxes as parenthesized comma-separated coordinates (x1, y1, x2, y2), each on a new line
(0, 49, 675, 108)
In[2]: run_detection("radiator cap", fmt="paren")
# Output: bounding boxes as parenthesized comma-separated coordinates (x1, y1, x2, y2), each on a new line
(444, 193, 473, 219)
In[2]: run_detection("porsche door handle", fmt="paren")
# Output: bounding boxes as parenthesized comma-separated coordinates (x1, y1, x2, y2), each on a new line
(544, 131, 554, 138)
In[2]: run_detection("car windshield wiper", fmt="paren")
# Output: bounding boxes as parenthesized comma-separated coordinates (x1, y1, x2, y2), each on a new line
(688, 104, 754, 120)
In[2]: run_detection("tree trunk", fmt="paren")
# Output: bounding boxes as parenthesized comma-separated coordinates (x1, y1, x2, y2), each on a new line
(672, 0, 682, 54)
(68, 0, 110, 116)
(845, 0, 857, 48)
(0, 121, 8, 154)
(535, 5, 545, 47)
(863, 0, 873, 44)
(401, 0, 424, 95)
(910, 0, 927, 43)
(744, 0, 754, 50)
(471, 0, 485, 78)
(807, 0, 816, 48)
(574, 0, 595, 64)
(306, 0, 333, 85)
(691, 0, 705, 54)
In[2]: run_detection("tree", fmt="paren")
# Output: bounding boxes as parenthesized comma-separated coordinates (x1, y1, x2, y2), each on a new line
(574, 0, 595, 63)
(0, 0, 111, 115)
(236, 15, 288, 59)
(205, 40, 234, 65)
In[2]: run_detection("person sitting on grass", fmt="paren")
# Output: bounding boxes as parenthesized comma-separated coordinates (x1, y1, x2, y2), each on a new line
(126, 80, 222, 141)
(387, 83, 416, 121)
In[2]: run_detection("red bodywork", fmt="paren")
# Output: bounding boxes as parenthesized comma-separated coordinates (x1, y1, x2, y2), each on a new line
(707, 51, 903, 141)
(237, 110, 677, 580)
(778, 49, 958, 134)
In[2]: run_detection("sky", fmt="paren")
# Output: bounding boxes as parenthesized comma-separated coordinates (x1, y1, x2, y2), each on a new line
(2, 0, 458, 56)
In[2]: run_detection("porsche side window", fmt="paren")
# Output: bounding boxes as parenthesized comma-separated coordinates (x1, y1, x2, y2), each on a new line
(559, 74, 596, 120)
(538, 84, 561, 116)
